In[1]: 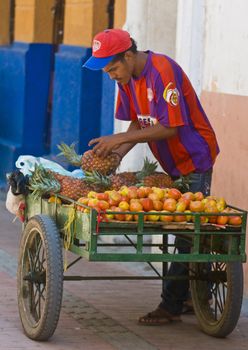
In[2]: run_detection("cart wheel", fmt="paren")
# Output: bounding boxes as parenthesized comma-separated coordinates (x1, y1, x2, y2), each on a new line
(17, 215, 63, 341)
(190, 258, 243, 338)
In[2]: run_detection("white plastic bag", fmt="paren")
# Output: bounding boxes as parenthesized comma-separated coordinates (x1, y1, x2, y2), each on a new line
(15, 155, 84, 178)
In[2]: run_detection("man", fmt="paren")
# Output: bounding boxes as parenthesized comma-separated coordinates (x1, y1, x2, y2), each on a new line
(83, 28, 219, 325)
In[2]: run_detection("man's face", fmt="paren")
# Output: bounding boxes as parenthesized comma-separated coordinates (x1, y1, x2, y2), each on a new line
(103, 52, 135, 85)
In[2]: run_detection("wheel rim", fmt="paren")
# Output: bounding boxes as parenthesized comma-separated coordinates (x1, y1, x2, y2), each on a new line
(20, 227, 47, 327)
(191, 259, 228, 325)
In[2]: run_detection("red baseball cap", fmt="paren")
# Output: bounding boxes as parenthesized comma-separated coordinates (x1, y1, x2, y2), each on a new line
(83, 29, 132, 70)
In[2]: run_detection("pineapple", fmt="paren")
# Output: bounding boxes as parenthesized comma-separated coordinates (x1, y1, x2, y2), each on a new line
(142, 172, 173, 188)
(82, 157, 174, 193)
(109, 172, 137, 190)
(83, 170, 136, 191)
(135, 158, 158, 182)
(51, 172, 96, 200)
(58, 142, 120, 175)
(83, 170, 111, 191)
(108, 158, 161, 190)
(136, 158, 173, 188)
(84, 157, 174, 191)
(29, 165, 102, 201)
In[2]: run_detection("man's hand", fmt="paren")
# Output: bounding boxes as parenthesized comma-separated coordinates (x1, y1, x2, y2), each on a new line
(88, 122, 177, 158)
(88, 133, 125, 158)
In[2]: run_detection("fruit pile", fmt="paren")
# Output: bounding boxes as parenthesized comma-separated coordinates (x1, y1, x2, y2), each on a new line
(29, 157, 173, 201)
(75, 186, 242, 226)
(29, 141, 242, 227)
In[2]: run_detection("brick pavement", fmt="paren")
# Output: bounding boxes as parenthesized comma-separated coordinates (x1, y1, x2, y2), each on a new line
(1, 197, 248, 350)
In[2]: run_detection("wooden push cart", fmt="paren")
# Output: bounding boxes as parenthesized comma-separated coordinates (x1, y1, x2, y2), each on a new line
(17, 194, 247, 340)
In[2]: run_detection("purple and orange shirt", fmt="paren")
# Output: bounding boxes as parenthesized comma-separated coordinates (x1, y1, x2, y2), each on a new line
(115, 51, 219, 177)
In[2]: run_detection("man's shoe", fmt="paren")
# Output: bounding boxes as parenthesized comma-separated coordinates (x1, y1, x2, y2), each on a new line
(138, 307, 182, 326)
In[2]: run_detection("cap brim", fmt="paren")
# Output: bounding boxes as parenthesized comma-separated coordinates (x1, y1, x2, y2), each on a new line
(83, 55, 114, 70)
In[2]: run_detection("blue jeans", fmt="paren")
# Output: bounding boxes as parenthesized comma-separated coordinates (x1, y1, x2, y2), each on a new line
(159, 168, 212, 315)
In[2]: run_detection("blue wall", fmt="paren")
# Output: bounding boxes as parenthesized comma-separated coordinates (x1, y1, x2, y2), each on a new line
(0, 42, 53, 187)
(50, 44, 115, 162)
(0, 43, 115, 187)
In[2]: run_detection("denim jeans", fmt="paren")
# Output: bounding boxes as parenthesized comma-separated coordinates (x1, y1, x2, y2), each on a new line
(159, 168, 212, 315)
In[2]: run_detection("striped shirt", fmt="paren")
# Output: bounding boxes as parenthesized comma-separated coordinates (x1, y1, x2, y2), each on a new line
(115, 51, 219, 177)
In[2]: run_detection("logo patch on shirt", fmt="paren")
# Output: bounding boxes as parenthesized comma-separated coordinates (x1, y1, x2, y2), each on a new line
(147, 88, 154, 102)
(163, 82, 180, 106)
(137, 115, 157, 129)
(93, 40, 101, 52)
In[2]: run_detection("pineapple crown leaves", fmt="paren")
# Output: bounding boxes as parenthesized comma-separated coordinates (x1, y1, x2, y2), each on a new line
(29, 164, 61, 200)
(172, 175, 194, 193)
(135, 157, 158, 182)
(83, 170, 111, 189)
(57, 142, 82, 166)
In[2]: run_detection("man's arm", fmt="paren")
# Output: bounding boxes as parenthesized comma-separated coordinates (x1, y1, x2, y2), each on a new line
(89, 122, 177, 158)
(112, 120, 140, 158)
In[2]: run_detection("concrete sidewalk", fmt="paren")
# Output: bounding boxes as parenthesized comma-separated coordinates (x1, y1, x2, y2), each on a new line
(0, 197, 248, 350)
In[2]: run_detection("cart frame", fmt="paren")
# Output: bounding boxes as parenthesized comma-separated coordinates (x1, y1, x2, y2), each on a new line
(17, 193, 247, 340)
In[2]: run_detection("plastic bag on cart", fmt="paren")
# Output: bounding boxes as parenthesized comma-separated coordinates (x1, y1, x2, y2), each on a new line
(15, 155, 85, 178)
(6, 155, 84, 222)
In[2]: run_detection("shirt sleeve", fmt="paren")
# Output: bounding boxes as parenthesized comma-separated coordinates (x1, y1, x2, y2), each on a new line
(154, 66, 189, 128)
(115, 85, 137, 121)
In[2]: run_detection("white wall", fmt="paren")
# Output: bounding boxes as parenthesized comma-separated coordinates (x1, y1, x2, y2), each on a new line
(175, 0, 205, 96)
(202, 0, 248, 96)
(123, 0, 177, 55)
(115, 0, 178, 172)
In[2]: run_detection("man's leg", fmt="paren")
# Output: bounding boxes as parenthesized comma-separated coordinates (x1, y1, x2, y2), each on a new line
(159, 237, 191, 315)
(139, 168, 212, 324)
(161, 169, 213, 313)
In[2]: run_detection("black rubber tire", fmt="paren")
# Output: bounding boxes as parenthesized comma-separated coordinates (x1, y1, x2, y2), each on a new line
(190, 260, 243, 338)
(17, 215, 63, 341)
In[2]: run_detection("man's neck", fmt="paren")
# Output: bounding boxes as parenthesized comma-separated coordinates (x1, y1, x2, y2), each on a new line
(132, 51, 148, 78)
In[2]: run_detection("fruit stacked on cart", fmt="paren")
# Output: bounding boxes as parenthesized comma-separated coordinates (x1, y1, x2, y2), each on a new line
(74, 187, 242, 226)
(10, 142, 242, 226)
